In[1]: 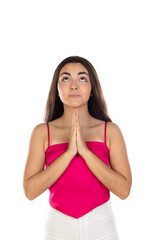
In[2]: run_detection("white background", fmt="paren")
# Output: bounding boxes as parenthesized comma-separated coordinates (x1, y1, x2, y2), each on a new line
(0, 0, 155, 239)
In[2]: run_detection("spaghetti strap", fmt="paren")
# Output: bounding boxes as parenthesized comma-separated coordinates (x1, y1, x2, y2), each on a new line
(46, 123, 50, 148)
(104, 122, 107, 145)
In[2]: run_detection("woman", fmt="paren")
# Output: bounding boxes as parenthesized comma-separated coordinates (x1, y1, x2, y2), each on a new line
(23, 56, 132, 240)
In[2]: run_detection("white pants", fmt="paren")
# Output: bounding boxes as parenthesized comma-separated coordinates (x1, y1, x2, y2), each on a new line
(43, 200, 120, 240)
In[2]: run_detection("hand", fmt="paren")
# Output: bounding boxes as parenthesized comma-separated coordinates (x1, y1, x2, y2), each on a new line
(67, 111, 78, 156)
(67, 112, 88, 157)
(74, 112, 88, 156)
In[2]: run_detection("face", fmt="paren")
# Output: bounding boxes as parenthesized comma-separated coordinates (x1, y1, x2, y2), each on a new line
(57, 62, 92, 106)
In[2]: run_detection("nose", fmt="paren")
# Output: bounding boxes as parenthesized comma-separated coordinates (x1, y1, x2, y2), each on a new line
(71, 85, 78, 90)
(70, 81, 79, 89)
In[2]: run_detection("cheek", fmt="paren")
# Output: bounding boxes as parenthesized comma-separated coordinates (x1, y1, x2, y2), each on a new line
(57, 82, 68, 92)
(57, 87, 69, 99)
(81, 84, 91, 93)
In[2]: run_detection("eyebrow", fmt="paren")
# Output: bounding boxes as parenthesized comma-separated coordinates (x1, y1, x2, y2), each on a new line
(59, 71, 89, 77)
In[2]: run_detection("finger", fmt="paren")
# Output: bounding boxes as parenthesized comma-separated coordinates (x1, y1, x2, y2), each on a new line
(73, 113, 77, 127)
(72, 112, 76, 127)
(72, 113, 74, 125)
(76, 119, 79, 128)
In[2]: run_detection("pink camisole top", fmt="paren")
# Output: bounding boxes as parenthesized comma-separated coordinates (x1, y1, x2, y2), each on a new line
(44, 121, 110, 219)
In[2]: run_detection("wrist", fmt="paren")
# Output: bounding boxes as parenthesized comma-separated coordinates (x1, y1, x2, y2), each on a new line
(79, 147, 90, 158)
(66, 149, 76, 159)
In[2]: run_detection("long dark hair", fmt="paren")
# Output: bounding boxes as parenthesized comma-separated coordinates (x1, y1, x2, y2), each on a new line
(43, 56, 112, 123)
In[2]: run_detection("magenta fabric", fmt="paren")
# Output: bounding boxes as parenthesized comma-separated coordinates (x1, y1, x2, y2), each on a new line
(44, 122, 110, 219)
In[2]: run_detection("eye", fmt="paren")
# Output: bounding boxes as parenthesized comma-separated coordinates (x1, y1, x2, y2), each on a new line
(62, 77, 69, 81)
(80, 77, 87, 82)
(61, 77, 88, 82)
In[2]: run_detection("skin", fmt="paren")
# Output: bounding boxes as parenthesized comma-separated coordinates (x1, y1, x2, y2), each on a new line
(23, 62, 132, 200)
(73, 112, 132, 199)
(57, 62, 132, 198)
(57, 62, 94, 128)
(57, 62, 96, 155)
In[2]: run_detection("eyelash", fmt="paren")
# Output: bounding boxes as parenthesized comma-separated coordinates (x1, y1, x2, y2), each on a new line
(61, 77, 88, 82)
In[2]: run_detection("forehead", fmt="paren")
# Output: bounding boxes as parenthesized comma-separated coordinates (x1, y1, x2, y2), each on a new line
(59, 62, 88, 74)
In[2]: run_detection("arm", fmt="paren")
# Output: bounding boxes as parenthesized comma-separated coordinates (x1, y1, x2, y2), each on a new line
(22, 124, 74, 201)
(81, 122, 132, 200)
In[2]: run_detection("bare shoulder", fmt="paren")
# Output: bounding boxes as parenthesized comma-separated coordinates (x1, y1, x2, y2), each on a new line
(107, 121, 126, 151)
(106, 121, 121, 134)
(105, 121, 123, 150)
(33, 122, 47, 135)
(33, 121, 58, 133)
(107, 121, 123, 137)
(31, 123, 48, 146)
(39, 120, 60, 150)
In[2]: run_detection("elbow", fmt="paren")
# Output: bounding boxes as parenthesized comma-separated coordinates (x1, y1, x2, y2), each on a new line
(23, 181, 35, 201)
(25, 191, 35, 201)
(120, 190, 130, 200)
(120, 183, 132, 200)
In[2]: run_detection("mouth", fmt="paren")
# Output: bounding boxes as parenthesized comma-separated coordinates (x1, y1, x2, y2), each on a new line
(69, 95, 81, 97)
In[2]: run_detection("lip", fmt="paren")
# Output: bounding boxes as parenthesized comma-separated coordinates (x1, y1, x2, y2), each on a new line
(69, 95, 81, 97)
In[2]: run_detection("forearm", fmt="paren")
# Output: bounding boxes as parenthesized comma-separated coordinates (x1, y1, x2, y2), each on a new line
(81, 149, 129, 199)
(25, 150, 74, 200)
